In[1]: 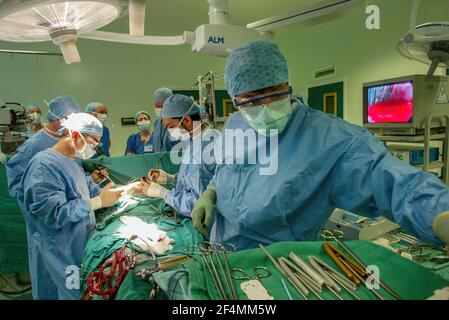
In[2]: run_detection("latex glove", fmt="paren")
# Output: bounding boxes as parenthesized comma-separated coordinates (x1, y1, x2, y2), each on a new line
(148, 169, 175, 184)
(433, 211, 449, 254)
(99, 182, 123, 207)
(191, 187, 216, 238)
(139, 180, 169, 199)
(89, 182, 123, 210)
(113, 182, 143, 196)
(91, 167, 109, 184)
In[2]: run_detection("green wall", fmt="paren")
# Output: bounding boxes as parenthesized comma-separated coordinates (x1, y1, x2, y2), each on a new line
(275, 0, 449, 125)
(308, 81, 344, 118)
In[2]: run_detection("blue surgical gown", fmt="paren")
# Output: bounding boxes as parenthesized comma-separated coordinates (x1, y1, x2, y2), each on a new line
(125, 132, 155, 155)
(152, 118, 178, 152)
(210, 99, 449, 250)
(165, 128, 219, 217)
(21, 148, 100, 300)
(7, 129, 59, 200)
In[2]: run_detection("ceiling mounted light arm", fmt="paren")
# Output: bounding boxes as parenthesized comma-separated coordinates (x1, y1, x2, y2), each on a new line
(129, 0, 145, 36)
(207, 0, 231, 25)
(0, 0, 261, 60)
(246, 0, 361, 33)
(50, 28, 80, 64)
(410, 0, 421, 31)
(81, 30, 195, 46)
(397, 0, 449, 76)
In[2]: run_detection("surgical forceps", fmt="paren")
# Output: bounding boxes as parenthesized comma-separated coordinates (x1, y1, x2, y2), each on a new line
(185, 243, 228, 300)
(209, 242, 238, 300)
(231, 266, 271, 282)
(321, 229, 403, 300)
(202, 242, 239, 300)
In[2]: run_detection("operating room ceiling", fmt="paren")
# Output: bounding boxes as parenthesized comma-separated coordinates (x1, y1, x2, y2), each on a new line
(100, 0, 350, 35)
(0, 0, 361, 52)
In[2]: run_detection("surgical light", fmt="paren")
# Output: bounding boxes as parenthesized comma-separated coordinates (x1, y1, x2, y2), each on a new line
(0, 0, 124, 64)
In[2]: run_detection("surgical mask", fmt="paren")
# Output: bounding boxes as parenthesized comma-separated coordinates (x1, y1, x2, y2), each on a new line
(137, 120, 151, 131)
(71, 132, 97, 159)
(168, 127, 191, 141)
(154, 108, 162, 118)
(44, 125, 62, 137)
(96, 113, 108, 123)
(240, 97, 292, 137)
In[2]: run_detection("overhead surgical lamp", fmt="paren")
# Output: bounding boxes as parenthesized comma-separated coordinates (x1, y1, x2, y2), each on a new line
(397, 0, 449, 75)
(0, 0, 127, 64)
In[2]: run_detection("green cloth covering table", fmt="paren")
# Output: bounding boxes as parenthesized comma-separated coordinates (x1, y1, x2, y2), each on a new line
(154, 241, 449, 300)
(0, 163, 28, 275)
(81, 151, 196, 300)
(80, 196, 203, 300)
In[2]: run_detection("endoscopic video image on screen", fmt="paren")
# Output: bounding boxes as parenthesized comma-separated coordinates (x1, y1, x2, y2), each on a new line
(367, 81, 413, 123)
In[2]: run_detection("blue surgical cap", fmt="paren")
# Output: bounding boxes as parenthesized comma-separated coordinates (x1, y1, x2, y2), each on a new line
(153, 87, 173, 104)
(224, 40, 289, 98)
(61, 113, 103, 137)
(85, 102, 105, 113)
(24, 103, 40, 112)
(135, 110, 151, 121)
(162, 94, 199, 119)
(46, 95, 81, 121)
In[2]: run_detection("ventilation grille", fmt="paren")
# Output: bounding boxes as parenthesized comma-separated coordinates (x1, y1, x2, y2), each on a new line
(314, 66, 336, 80)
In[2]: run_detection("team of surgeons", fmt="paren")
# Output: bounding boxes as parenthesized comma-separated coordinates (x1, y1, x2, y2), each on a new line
(4, 40, 449, 300)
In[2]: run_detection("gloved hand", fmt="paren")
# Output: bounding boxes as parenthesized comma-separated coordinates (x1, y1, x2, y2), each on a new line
(99, 182, 123, 207)
(191, 187, 217, 238)
(433, 211, 449, 254)
(113, 182, 142, 196)
(148, 169, 175, 184)
(88, 182, 123, 211)
(138, 179, 169, 199)
(91, 167, 109, 184)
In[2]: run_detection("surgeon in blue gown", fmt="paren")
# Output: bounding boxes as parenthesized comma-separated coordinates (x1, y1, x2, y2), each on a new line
(21, 113, 123, 300)
(151, 87, 178, 152)
(7, 95, 81, 201)
(191, 40, 449, 251)
(138, 94, 219, 217)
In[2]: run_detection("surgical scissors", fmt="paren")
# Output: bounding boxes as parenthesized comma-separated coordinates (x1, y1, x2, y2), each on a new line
(231, 266, 271, 281)
(321, 229, 403, 300)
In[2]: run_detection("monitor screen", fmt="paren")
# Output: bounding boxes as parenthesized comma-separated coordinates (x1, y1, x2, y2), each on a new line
(366, 81, 413, 123)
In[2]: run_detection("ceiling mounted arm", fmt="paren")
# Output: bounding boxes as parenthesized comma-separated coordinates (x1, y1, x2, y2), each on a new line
(129, 0, 145, 36)
(410, 0, 421, 30)
(81, 30, 195, 46)
(207, 0, 231, 25)
(398, 0, 449, 76)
